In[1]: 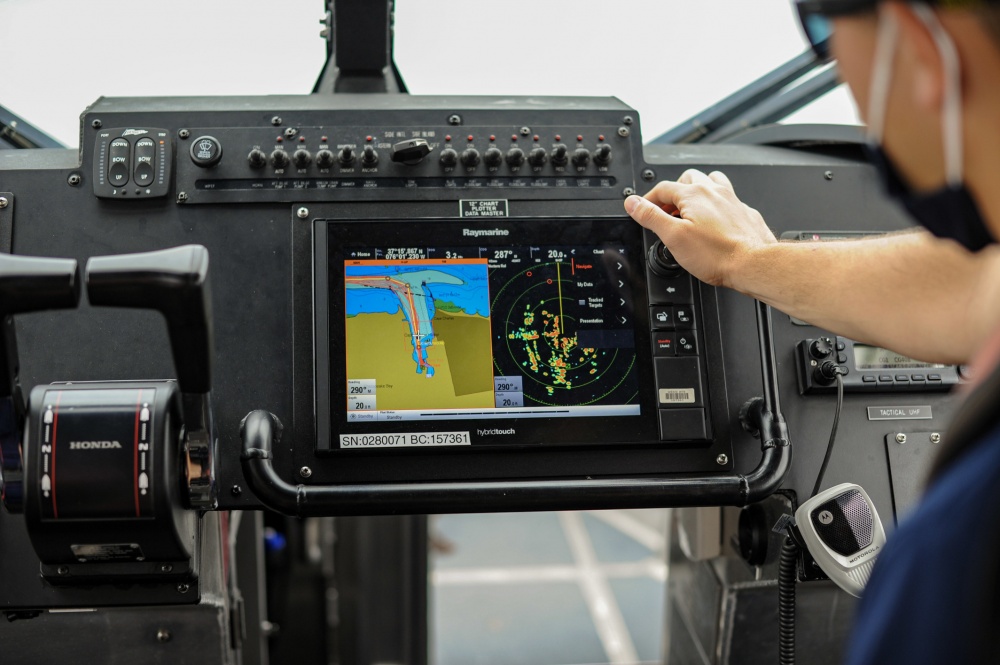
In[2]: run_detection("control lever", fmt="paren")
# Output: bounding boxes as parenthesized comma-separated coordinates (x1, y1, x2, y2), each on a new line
(86, 245, 216, 508)
(0, 254, 80, 513)
(15, 245, 214, 587)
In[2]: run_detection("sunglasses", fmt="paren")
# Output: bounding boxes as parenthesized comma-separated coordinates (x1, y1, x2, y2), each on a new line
(795, 0, 879, 60)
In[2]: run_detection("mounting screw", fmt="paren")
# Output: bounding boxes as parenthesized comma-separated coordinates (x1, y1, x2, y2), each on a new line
(623, 115, 634, 125)
(284, 127, 298, 139)
(178, 128, 190, 139)
(299, 466, 313, 479)
(296, 207, 309, 219)
(622, 187, 635, 197)
(271, 116, 283, 126)
(0, 196, 8, 209)
(895, 433, 907, 444)
(810, 359, 818, 367)
(159, 564, 173, 573)
(642, 169, 655, 181)
(617, 126, 630, 137)
(520, 126, 531, 136)
(448, 114, 462, 126)
(231, 484, 242, 497)
(824, 170, 834, 180)
(67, 173, 81, 186)
(91, 119, 102, 129)
(176, 583, 190, 594)
(57, 566, 69, 576)
(716, 453, 729, 466)
(930, 432, 941, 444)
(177, 192, 188, 203)
(157, 629, 172, 643)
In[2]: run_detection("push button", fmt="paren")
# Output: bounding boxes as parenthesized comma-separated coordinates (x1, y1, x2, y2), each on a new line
(649, 305, 674, 330)
(911, 374, 925, 382)
(677, 333, 698, 355)
(928, 374, 942, 381)
(673, 305, 694, 327)
(862, 375, 876, 383)
(646, 272, 692, 305)
(878, 375, 893, 383)
(108, 138, 130, 187)
(133, 137, 156, 187)
(658, 408, 707, 441)
(652, 335, 675, 356)
(190, 135, 223, 168)
(895, 375, 909, 382)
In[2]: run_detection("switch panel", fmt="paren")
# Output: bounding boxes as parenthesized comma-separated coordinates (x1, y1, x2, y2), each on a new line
(93, 128, 172, 199)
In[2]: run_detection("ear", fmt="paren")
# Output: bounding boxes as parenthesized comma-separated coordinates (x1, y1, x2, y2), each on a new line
(885, 2, 945, 111)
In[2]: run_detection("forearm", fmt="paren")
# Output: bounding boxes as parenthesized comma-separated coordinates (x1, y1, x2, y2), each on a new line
(734, 231, 1000, 364)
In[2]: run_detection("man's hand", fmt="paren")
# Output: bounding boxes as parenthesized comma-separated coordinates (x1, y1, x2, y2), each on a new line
(624, 169, 776, 290)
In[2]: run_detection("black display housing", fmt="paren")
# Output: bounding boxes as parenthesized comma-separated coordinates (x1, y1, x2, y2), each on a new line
(314, 217, 662, 451)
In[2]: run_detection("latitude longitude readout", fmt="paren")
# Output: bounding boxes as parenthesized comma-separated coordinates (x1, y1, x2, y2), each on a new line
(342, 242, 639, 418)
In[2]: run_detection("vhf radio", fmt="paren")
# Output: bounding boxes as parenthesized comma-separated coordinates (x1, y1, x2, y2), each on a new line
(797, 335, 963, 394)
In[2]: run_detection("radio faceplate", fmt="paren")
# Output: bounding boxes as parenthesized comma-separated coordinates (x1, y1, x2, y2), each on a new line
(796, 336, 963, 394)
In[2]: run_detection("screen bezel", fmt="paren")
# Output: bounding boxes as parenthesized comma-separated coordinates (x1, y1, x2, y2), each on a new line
(314, 217, 660, 452)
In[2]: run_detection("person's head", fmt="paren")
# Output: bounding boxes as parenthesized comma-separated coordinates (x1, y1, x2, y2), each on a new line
(796, 1, 1000, 233)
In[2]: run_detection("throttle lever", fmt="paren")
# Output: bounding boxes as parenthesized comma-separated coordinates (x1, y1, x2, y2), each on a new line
(85, 245, 216, 509)
(85, 245, 213, 397)
(0, 253, 80, 512)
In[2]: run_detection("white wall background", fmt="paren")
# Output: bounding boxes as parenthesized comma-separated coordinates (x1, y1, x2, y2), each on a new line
(0, 0, 859, 148)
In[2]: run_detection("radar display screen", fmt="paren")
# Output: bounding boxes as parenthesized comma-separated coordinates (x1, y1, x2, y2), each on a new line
(316, 218, 658, 449)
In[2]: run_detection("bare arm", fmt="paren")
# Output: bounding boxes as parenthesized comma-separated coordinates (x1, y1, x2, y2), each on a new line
(625, 169, 1000, 364)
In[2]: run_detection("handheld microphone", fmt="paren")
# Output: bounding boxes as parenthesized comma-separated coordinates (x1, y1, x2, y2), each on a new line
(794, 483, 886, 597)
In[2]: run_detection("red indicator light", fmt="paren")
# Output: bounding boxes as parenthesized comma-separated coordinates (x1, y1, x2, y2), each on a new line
(598, 135, 605, 141)
(467, 135, 474, 142)
(511, 135, 518, 141)
(366, 135, 373, 142)
(577, 135, 583, 142)
(276, 137, 283, 143)
(489, 135, 496, 142)
(445, 135, 452, 142)
(299, 136, 306, 142)
(555, 134, 561, 141)
(321, 136, 328, 142)
(533, 135, 540, 142)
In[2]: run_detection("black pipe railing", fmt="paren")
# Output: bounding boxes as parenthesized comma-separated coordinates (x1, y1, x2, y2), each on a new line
(241, 300, 790, 517)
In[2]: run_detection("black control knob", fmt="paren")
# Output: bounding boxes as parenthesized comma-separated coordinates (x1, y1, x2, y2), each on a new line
(593, 144, 612, 166)
(247, 149, 267, 169)
(361, 145, 379, 167)
(439, 148, 458, 168)
(483, 147, 503, 168)
(293, 149, 312, 169)
(391, 138, 432, 165)
(316, 149, 335, 169)
(572, 148, 591, 167)
(461, 148, 481, 168)
(270, 149, 290, 169)
(506, 147, 525, 168)
(337, 147, 355, 166)
(528, 147, 548, 167)
(551, 144, 569, 166)
(648, 241, 681, 277)
(190, 136, 223, 168)
(809, 337, 834, 360)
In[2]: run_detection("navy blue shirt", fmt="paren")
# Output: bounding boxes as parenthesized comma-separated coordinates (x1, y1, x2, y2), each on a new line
(845, 423, 1000, 664)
